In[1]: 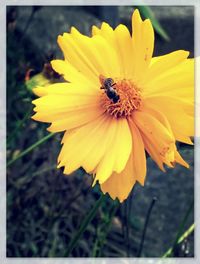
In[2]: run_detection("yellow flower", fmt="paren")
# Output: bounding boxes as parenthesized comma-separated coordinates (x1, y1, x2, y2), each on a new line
(32, 9, 194, 202)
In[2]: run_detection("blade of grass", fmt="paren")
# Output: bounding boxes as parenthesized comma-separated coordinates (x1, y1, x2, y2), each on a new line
(64, 194, 106, 257)
(48, 222, 59, 257)
(137, 196, 157, 257)
(19, 7, 42, 41)
(135, 5, 170, 41)
(7, 106, 32, 144)
(7, 132, 55, 167)
(162, 223, 194, 258)
(92, 200, 120, 257)
(125, 197, 131, 257)
(168, 200, 194, 257)
(8, 165, 57, 189)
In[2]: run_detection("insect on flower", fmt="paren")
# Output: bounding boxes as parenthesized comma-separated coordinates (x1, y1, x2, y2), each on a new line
(99, 74, 120, 103)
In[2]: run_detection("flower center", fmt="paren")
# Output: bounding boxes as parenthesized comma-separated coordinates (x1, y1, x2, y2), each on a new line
(99, 76, 142, 118)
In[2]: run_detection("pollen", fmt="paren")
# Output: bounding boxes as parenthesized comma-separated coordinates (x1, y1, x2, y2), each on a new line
(100, 78, 142, 118)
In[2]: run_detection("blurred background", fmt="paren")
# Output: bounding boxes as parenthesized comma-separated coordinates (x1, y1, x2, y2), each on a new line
(7, 6, 194, 257)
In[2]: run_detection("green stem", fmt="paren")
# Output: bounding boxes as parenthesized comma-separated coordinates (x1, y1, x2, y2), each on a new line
(162, 223, 195, 258)
(64, 194, 106, 257)
(7, 133, 54, 167)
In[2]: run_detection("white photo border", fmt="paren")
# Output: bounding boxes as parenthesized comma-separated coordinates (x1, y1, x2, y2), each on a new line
(1, 1, 200, 264)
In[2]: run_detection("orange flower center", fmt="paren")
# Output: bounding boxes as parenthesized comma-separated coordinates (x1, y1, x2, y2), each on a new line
(100, 77, 142, 118)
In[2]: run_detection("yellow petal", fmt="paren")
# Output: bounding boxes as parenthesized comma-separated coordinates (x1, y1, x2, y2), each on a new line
(133, 110, 175, 170)
(100, 119, 147, 202)
(100, 165, 136, 203)
(144, 58, 194, 97)
(57, 116, 132, 178)
(133, 110, 174, 146)
(58, 33, 98, 84)
(92, 25, 101, 36)
(92, 22, 118, 55)
(175, 151, 189, 168)
(172, 131, 193, 145)
(141, 102, 193, 144)
(51, 60, 95, 87)
(58, 115, 109, 174)
(128, 118, 146, 185)
(144, 96, 194, 139)
(131, 9, 154, 81)
(33, 82, 98, 97)
(95, 118, 132, 184)
(142, 103, 173, 134)
(32, 83, 103, 131)
(92, 22, 123, 77)
(143, 50, 189, 84)
(91, 34, 121, 77)
(142, 134, 165, 171)
(71, 27, 116, 77)
(92, 22, 133, 78)
(46, 110, 103, 132)
(114, 24, 134, 78)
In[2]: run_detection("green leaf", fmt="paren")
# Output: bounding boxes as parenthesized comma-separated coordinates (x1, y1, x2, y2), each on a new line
(135, 5, 170, 41)
(162, 200, 194, 257)
(162, 223, 194, 257)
